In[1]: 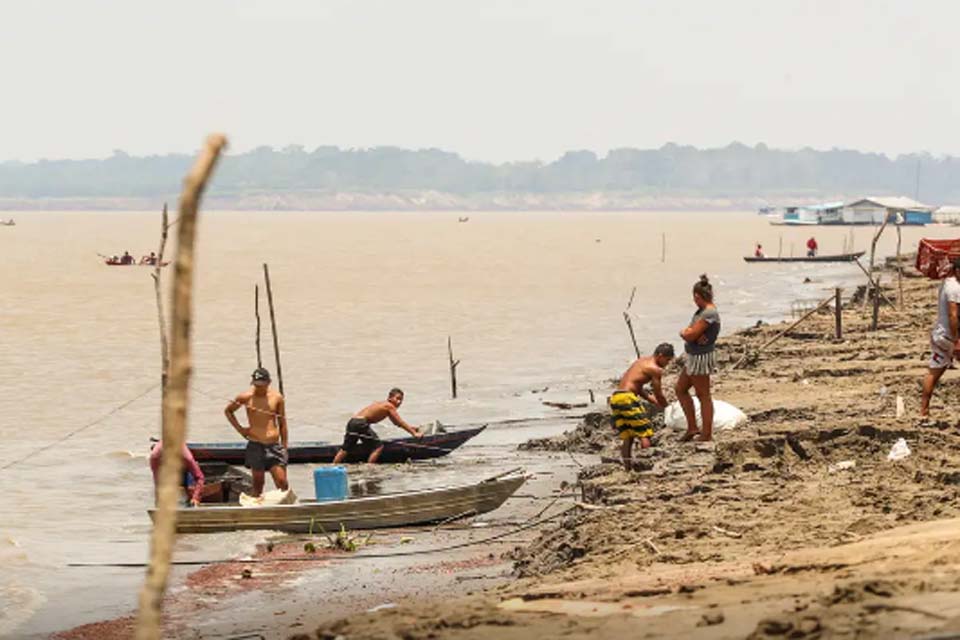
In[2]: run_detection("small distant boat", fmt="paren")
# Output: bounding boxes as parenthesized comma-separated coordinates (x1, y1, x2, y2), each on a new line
(103, 258, 170, 267)
(743, 251, 865, 264)
(187, 425, 487, 465)
(458, 216, 470, 223)
(149, 470, 526, 534)
(0, 219, 15, 226)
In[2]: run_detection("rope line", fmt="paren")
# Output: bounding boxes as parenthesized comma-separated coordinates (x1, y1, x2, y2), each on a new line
(0, 382, 161, 472)
(67, 504, 580, 568)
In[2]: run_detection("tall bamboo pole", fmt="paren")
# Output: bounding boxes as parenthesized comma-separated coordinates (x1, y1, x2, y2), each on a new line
(263, 263, 284, 397)
(255, 284, 262, 368)
(896, 225, 904, 306)
(136, 134, 227, 640)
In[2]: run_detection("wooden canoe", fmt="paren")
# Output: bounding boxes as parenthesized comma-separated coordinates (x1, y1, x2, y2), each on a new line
(149, 471, 526, 534)
(187, 425, 486, 465)
(743, 251, 864, 263)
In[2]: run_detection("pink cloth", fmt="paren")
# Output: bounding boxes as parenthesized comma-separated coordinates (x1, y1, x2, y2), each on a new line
(149, 442, 205, 504)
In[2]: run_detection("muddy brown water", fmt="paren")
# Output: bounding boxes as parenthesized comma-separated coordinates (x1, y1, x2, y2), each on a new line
(2, 210, 957, 636)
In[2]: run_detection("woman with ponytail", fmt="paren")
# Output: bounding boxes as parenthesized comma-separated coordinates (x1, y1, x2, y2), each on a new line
(676, 274, 721, 441)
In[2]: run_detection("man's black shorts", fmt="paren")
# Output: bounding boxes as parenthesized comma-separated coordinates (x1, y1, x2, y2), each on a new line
(244, 440, 287, 471)
(341, 417, 381, 453)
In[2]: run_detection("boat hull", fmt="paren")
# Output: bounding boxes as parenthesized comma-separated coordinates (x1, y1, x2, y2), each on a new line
(743, 251, 864, 263)
(187, 425, 487, 465)
(149, 473, 526, 533)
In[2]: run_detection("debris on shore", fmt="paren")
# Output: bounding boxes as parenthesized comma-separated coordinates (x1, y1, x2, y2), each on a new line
(309, 272, 960, 639)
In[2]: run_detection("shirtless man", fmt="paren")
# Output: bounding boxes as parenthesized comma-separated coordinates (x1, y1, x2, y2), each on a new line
(224, 368, 289, 497)
(609, 343, 675, 470)
(332, 388, 423, 464)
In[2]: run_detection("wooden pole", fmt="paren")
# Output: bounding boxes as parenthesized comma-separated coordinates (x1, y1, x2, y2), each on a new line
(262, 263, 284, 397)
(731, 294, 833, 370)
(447, 336, 460, 399)
(896, 225, 904, 306)
(661, 233, 666, 263)
(872, 276, 882, 331)
(136, 133, 227, 640)
(254, 285, 262, 368)
(834, 287, 842, 340)
(778, 236, 783, 259)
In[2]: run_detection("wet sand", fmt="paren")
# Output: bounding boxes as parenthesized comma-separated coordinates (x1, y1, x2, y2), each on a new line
(302, 272, 960, 638)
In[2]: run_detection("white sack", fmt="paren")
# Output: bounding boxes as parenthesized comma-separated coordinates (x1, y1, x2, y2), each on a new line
(662, 398, 748, 432)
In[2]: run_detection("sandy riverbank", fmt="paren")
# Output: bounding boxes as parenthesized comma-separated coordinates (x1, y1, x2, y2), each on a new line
(306, 273, 960, 639)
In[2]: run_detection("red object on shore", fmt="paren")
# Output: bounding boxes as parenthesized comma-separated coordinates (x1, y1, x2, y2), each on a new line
(915, 238, 960, 279)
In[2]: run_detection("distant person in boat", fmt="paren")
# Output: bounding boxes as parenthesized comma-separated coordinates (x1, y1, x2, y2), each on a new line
(333, 388, 423, 464)
(224, 367, 289, 497)
(610, 343, 675, 470)
(755, 244, 765, 258)
(120, 251, 134, 265)
(140, 252, 157, 265)
(676, 274, 721, 442)
(149, 440, 205, 507)
(920, 257, 960, 418)
(806, 237, 818, 257)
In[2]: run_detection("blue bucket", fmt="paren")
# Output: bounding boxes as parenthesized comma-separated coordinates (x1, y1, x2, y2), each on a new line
(313, 466, 348, 502)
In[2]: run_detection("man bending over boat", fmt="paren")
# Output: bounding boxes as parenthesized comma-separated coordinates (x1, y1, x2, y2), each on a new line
(333, 388, 423, 464)
(610, 343, 675, 470)
(224, 367, 289, 497)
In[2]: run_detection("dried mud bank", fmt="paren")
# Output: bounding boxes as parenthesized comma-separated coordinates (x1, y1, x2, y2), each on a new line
(310, 275, 960, 639)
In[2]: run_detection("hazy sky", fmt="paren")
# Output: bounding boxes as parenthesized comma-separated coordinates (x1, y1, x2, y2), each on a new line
(1, 0, 957, 163)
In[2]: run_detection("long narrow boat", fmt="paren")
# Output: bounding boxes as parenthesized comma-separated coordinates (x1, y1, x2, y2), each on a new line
(149, 471, 526, 534)
(187, 425, 487, 465)
(743, 251, 864, 264)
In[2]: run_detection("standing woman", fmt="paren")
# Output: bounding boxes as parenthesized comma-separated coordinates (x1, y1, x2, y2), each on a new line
(676, 274, 721, 441)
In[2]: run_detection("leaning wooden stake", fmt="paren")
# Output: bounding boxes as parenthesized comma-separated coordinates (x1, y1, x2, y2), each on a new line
(448, 336, 460, 399)
(853, 257, 897, 310)
(151, 203, 171, 398)
(731, 294, 834, 370)
(135, 134, 227, 640)
(254, 284, 262, 368)
(623, 286, 641, 358)
(263, 263, 284, 397)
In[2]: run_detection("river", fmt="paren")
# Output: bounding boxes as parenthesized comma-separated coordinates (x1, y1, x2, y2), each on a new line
(0, 210, 954, 637)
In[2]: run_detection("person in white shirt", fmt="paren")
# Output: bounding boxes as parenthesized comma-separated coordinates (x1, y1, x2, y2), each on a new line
(920, 257, 960, 417)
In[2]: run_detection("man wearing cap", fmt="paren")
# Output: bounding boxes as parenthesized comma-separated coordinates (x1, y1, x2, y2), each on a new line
(224, 368, 289, 497)
(921, 257, 960, 418)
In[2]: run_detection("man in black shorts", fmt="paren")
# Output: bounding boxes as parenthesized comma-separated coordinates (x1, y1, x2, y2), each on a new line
(332, 388, 423, 464)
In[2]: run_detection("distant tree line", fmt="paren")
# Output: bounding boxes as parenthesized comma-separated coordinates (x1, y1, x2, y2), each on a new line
(1, 142, 958, 202)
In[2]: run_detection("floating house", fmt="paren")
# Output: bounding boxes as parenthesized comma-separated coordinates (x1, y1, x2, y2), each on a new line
(843, 196, 933, 226)
(933, 206, 960, 224)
